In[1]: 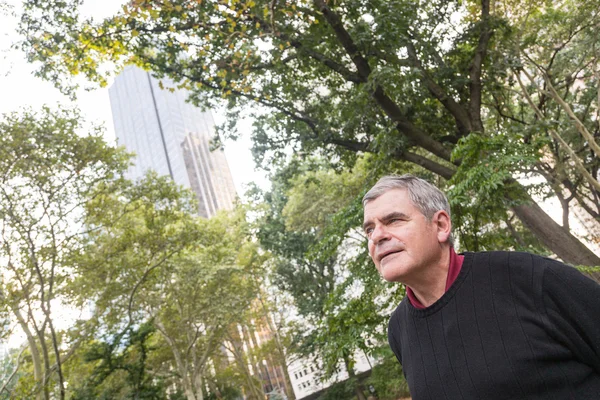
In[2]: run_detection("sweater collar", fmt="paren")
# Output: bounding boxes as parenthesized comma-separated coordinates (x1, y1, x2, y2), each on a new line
(406, 247, 464, 309)
(405, 252, 474, 317)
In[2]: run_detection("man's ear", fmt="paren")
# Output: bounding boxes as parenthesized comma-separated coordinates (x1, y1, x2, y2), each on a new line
(432, 210, 452, 244)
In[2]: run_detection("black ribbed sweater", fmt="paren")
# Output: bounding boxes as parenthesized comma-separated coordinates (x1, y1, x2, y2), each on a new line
(388, 251, 600, 400)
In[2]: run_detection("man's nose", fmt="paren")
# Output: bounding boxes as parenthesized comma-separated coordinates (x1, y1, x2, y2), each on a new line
(370, 224, 390, 244)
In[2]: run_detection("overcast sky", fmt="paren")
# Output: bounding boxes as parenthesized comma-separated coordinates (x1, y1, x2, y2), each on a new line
(0, 0, 268, 197)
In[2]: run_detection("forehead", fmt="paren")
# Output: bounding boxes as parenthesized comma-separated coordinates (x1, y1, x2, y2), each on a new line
(363, 189, 417, 220)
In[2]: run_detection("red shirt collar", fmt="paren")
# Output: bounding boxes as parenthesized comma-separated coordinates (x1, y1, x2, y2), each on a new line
(406, 247, 464, 309)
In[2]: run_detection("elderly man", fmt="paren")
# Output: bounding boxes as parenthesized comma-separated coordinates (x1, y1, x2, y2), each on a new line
(362, 174, 600, 399)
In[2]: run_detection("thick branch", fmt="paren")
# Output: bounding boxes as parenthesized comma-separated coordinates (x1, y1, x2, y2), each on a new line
(0, 345, 26, 395)
(542, 74, 600, 159)
(514, 69, 600, 192)
(312, 0, 371, 78)
(468, 0, 492, 133)
(405, 40, 472, 135)
(250, 14, 364, 83)
(399, 152, 457, 180)
(323, 137, 369, 153)
(288, 40, 364, 83)
(312, 0, 454, 161)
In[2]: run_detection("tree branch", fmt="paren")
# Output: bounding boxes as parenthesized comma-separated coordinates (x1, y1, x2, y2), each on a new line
(468, 0, 492, 133)
(405, 39, 472, 135)
(514, 68, 600, 192)
(312, 0, 454, 162)
(0, 345, 27, 395)
(399, 151, 457, 180)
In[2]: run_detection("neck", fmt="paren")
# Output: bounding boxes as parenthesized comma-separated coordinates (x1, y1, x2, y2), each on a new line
(407, 245, 451, 308)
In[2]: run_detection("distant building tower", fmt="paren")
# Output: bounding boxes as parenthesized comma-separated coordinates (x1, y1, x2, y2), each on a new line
(109, 65, 237, 217)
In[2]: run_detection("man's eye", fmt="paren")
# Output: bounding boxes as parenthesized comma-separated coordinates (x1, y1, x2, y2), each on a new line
(365, 227, 374, 235)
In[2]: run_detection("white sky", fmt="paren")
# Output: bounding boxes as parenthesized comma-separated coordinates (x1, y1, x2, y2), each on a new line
(0, 0, 269, 197)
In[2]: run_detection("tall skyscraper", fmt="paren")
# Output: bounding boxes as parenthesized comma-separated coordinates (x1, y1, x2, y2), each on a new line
(109, 65, 237, 217)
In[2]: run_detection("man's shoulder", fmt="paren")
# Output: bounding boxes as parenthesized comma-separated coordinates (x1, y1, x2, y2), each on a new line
(466, 250, 566, 270)
(462, 251, 571, 292)
(389, 297, 409, 320)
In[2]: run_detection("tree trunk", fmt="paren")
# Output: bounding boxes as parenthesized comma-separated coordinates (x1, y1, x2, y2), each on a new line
(243, 323, 263, 384)
(268, 315, 296, 399)
(256, 297, 296, 399)
(154, 320, 198, 400)
(510, 190, 600, 266)
(227, 329, 263, 400)
(12, 306, 45, 400)
(193, 373, 205, 400)
(343, 356, 367, 400)
(206, 379, 223, 399)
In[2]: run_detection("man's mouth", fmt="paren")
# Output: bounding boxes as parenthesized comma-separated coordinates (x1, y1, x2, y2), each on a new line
(378, 249, 402, 263)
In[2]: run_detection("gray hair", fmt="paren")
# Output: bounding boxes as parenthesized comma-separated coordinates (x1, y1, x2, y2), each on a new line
(362, 174, 455, 246)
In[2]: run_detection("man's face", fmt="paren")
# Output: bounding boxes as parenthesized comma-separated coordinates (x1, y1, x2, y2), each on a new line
(363, 189, 445, 283)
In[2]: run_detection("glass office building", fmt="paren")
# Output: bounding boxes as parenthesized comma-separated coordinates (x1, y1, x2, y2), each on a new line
(109, 65, 237, 218)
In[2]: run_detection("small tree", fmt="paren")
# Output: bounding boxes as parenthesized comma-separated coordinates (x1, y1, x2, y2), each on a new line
(0, 107, 129, 399)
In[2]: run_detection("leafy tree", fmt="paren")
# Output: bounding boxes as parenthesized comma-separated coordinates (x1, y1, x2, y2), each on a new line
(70, 322, 169, 400)
(494, 0, 600, 241)
(0, 345, 27, 398)
(363, 347, 410, 400)
(0, 107, 130, 400)
(74, 173, 269, 400)
(248, 158, 393, 400)
(0, 106, 272, 400)
(217, 285, 297, 399)
(18, 0, 600, 265)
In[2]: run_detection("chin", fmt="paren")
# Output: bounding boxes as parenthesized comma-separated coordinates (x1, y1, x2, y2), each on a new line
(382, 274, 404, 283)
(379, 267, 405, 283)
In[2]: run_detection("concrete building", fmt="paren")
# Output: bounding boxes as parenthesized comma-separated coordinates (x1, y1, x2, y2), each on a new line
(288, 351, 376, 400)
(109, 65, 237, 217)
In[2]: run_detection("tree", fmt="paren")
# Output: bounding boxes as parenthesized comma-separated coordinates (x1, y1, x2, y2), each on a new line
(74, 173, 269, 400)
(70, 322, 169, 400)
(18, 0, 600, 265)
(0, 345, 27, 398)
(0, 107, 130, 400)
(0, 107, 269, 400)
(494, 0, 600, 242)
(247, 158, 394, 400)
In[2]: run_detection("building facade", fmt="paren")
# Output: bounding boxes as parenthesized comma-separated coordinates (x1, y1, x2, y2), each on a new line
(288, 351, 375, 400)
(109, 65, 237, 217)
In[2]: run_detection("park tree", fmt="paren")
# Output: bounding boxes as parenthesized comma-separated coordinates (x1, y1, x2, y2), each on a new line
(17, 0, 600, 265)
(69, 322, 170, 400)
(0, 106, 272, 399)
(0, 107, 130, 399)
(0, 346, 27, 398)
(73, 173, 271, 400)
(217, 280, 297, 399)
(492, 0, 600, 242)
(248, 158, 394, 400)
